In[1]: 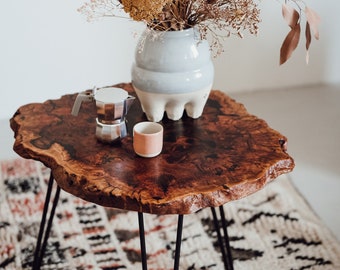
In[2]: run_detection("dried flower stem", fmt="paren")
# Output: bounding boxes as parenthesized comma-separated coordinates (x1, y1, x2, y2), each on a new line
(78, 0, 319, 62)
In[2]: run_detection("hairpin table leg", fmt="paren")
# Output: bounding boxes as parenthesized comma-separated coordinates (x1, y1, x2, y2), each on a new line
(219, 205, 233, 269)
(211, 206, 234, 270)
(173, 214, 184, 270)
(138, 212, 148, 270)
(32, 172, 61, 270)
(138, 213, 184, 270)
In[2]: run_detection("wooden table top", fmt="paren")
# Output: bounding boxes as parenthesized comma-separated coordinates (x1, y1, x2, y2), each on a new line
(10, 83, 294, 215)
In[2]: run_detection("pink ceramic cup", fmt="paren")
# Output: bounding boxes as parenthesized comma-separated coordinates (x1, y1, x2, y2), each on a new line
(133, 122, 163, 158)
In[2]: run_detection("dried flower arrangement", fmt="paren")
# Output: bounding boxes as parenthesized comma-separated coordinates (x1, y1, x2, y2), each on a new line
(78, 0, 320, 64)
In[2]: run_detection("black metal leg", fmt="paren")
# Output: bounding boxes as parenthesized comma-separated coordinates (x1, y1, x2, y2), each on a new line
(211, 207, 229, 269)
(219, 206, 233, 269)
(32, 172, 60, 270)
(211, 206, 234, 270)
(36, 185, 61, 268)
(137, 213, 184, 270)
(173, 214, 184, 270)
(138, 212, 148, 270)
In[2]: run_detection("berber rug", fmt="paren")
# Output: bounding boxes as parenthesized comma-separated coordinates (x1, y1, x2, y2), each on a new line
(1, 158, 340, 270)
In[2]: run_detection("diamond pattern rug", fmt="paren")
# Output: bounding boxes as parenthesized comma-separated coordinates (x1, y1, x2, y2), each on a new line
(1, 158, 340, 269)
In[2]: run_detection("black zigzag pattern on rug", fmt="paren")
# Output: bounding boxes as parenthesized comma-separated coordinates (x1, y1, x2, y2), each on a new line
(1, 158, 340, 269)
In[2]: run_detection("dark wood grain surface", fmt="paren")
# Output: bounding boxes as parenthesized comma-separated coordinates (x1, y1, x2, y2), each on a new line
(10, 83, 294, 215)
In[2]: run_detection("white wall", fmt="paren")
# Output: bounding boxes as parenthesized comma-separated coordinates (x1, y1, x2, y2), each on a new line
(0, 0, 144, 119)
(213, 0, 340, 92)
(0, 0, 339, 119)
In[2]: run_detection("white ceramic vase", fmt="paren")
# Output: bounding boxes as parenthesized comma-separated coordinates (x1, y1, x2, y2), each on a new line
(131, 28, 214, 122)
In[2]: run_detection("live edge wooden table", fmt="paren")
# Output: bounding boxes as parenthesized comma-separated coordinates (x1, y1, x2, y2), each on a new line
(10, 83, 294, 270)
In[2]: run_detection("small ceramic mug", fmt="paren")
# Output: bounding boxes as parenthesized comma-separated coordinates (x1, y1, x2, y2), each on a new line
(133, 122, 163, 158)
